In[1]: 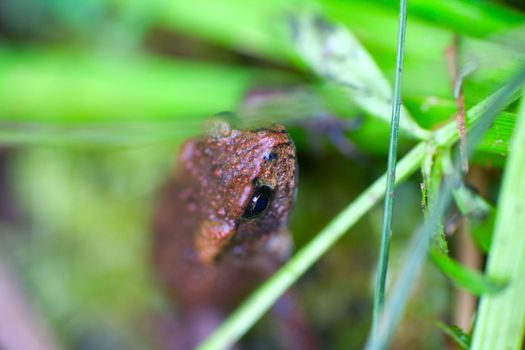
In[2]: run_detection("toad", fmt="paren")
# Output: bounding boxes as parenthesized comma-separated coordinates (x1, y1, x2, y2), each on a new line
(152, 118, 304, 349)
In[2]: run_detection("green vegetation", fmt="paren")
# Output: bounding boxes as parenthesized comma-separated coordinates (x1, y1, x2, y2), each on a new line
(1, 0, 524, 349)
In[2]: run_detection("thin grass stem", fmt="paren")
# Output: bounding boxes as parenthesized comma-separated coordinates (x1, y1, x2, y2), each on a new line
(371, 0, 408, 338)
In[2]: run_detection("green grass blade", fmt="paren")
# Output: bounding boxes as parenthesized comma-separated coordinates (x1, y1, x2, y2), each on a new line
(471, 88, 525, 350)
(430, 250, 506, 295)
(0, 48, 260, 122)
(436, 322, 471, 350)
(372, 0, 408, 337)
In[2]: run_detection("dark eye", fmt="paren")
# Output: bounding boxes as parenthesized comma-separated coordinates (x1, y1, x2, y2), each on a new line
(264, 152, 278, 162)
(243, 185, 272, 219)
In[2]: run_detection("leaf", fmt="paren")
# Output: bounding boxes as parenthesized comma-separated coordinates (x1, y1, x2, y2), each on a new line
(430, 249, 506, 295)
(436, 321, 471, 349)
(471, 86, 525, 350)
(292, 13, 429, 139)
(0, 48, 261, 122)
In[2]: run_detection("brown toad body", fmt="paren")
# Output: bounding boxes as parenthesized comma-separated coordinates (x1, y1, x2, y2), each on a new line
(153, 119, 298, 348)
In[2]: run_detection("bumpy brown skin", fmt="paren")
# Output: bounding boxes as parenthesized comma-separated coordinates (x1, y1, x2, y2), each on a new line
(153, 119, 298, 348)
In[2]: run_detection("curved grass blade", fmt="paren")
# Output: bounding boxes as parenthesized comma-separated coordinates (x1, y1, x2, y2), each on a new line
(436, 321, 471, 350)
(430, 249, 506, 295)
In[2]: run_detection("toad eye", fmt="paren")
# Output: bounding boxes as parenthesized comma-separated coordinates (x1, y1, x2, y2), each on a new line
(264, 152, 278, 162)
(243, 185, 272, 219)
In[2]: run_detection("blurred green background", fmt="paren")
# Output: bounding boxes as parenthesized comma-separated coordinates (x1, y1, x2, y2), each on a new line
(0, 0, 524, 349)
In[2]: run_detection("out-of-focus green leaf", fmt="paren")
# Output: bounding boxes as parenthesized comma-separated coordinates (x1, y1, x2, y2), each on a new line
(472, 88, 525, 350)
(373, 0, 525, 38)
(0, 121, 202, 146)
(430, 249, 506, 295)
(322, 1, 525, 104)
(154, 0, 304, 61)
(293, 13, 429, 139)
(0, 48, 281, 122)
(151, 0, 524, 108)
(436, 322, 471, 350)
